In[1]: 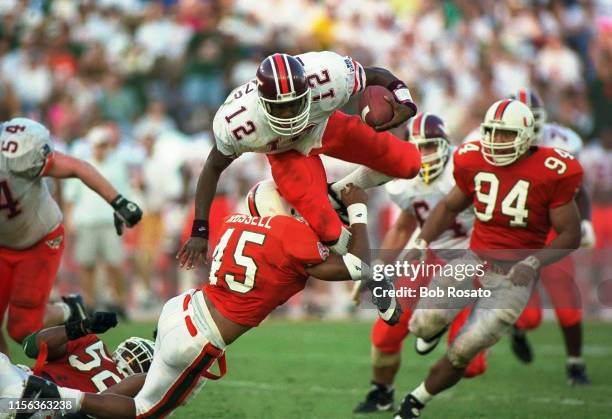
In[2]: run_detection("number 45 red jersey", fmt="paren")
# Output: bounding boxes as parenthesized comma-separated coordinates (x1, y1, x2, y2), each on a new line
(203, 214, 329, 327)
(453, 142, 583, 251)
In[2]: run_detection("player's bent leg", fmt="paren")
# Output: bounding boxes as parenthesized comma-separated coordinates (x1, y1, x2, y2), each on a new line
(315, 111, 420, 179)
(6, 226, 64, 343)
(354, 311, 412, 413)
(446, 306, 488, 378)
(267, 151, 342, 244)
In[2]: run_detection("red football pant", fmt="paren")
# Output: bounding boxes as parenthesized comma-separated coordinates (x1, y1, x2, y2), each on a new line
(0, 225, 65, 342)
(267, 111, 420, 243)
(515, 255, 582, 330)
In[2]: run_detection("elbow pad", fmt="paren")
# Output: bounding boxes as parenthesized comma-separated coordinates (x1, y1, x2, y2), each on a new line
(22, 332, 40, 359)
(342, 253, 370, 280)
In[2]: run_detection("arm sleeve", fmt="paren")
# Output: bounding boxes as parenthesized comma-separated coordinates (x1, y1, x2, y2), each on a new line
(281, 219, 329, 267)
(550, 160, 584, 208)
(345, 55, 366, 97)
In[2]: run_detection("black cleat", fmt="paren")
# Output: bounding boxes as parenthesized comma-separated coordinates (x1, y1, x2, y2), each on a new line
(353, 381, 394, 413)
(567, 361, 591, 386)
(415, 326, 448, 355)
(510, 326, 533, 363)
(62, 294, 88, 323)
(17, 375, 61, 419)
(393, 394, 424, 419)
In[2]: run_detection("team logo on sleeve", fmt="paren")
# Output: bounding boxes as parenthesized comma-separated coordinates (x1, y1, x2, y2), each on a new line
(317, 242, 330, 260)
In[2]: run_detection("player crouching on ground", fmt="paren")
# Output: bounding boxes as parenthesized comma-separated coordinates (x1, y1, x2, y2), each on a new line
(392, 99, 583, 418)
(0, 311, 154, 412)
(39, 185, 400, 419)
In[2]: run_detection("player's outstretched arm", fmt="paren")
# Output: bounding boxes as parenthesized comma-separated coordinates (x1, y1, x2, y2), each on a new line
(22, 312, 118, 362)
(177, 146, 234, 269)
(416, 186, 471, 248)
(45, 151, 142, 235)
(363, 66, 417, 131)
(305, 185, 370, 281)
(101, 373, 146, 397)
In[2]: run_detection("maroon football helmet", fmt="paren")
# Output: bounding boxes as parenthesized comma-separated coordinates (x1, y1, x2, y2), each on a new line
(256, 53, 311, 136)
(510, 88, 547, 140)
(405, 112, 450, 183)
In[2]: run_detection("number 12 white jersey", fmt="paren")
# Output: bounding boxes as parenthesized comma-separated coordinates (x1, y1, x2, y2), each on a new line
(213, 51, 366, 158)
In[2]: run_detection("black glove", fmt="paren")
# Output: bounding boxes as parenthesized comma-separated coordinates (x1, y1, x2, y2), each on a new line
(65, 312, 118, 340)
(365, 278, 403, 326)
(327, 183, 349, 225)
(111, 194, 143, 235)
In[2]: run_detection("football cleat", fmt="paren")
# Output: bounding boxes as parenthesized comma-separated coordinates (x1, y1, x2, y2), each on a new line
(415, 326, 448, 355)
(567, 361, 591, 386)
(353, 381, 394, 413)
(62, 294, 88, 323)
(17, 375, 61, 419)
(393, 394, 424, 419)
(509, 326, 533, 363)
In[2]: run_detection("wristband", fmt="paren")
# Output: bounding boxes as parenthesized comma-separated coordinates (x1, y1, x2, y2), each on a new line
(191, 219, 209, 239)
(387, 80, 417, 114)
(65, 319, 88, 340)
(521, 255, 541, 271)
(110, 194, 125, 210)
(413, 238, 428, 250)
(347, 203, 368, 225)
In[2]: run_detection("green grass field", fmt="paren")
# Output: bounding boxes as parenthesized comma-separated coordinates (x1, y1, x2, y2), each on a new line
(8, 319, 612, 418)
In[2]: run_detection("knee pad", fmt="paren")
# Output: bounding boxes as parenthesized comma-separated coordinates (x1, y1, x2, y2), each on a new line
(371, 346, 401, 368)
(556, 308, 582, 328)
(515, 307, 542, 331)
(409, 310, 448, 340)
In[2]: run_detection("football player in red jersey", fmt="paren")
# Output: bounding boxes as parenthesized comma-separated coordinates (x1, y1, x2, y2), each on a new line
(391, 99, 583, 418)
(47, 185, 400, 419)
(506, 88, 592, 385)
(177, 51, 421, 268)
(0, 311, 154, 406)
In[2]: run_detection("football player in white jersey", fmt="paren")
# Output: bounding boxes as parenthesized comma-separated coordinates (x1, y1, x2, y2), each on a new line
(335, 113, 486, 413)
(177, 51, 421, 268)
(0, 118, 142, 354)
(506, 88, 593, 385)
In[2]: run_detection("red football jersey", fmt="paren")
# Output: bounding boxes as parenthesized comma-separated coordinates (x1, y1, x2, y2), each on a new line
(453, 142, 583, 254)
(203, 214, 329, 327)
(40, 335, 124, 392)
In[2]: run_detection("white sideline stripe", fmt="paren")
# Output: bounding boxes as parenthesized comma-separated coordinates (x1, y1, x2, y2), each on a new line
(216, 380, 612, 407)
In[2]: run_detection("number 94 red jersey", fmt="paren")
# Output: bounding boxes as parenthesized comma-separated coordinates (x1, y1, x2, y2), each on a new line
(203, 214, 329, 327)
(453, 142, 583, 252)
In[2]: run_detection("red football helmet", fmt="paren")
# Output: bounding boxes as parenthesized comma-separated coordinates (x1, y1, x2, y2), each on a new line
(510, 88, 547, 140)
(256, 53, 311, 136)
(405, 112, 450, 183)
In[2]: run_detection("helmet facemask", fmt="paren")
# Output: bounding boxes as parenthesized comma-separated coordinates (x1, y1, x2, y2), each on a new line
(413, 137, 449, 184)
(480, 124, 530, 166)
(112, 337, 155, 377)
(259, 89, 311, 137)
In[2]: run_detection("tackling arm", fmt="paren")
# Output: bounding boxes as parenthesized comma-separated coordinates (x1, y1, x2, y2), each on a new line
(23, 326, 68, 361)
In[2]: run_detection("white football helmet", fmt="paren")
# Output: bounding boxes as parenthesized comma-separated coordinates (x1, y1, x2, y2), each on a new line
(480, 99, 535, 166)
(245, 180, 301, 219)
(510, 88, 547, 141)
(112, 337, 155, 377)
(1, 117, 53, 176)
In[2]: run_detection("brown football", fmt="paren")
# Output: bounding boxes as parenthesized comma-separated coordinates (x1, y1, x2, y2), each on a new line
(358, 86, 394, 127)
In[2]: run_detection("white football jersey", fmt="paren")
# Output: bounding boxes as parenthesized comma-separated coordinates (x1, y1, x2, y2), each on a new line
(385, 155, 474, 249)
(0, 121, 62, 250)
(539, 123, 583, 156)
(213, 51, 366, 158)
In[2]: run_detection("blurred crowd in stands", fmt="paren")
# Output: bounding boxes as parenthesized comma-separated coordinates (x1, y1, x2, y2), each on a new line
(1, 0, 611, 319)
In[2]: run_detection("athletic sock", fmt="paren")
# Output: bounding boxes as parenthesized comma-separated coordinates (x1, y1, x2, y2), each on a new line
(411, 382, 433, 405)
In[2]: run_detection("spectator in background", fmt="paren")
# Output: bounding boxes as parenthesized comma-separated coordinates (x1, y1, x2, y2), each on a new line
(64, 126, 131, 318)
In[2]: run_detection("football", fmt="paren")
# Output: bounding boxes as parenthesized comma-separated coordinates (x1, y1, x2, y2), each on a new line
(358, 86, 394, 127)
